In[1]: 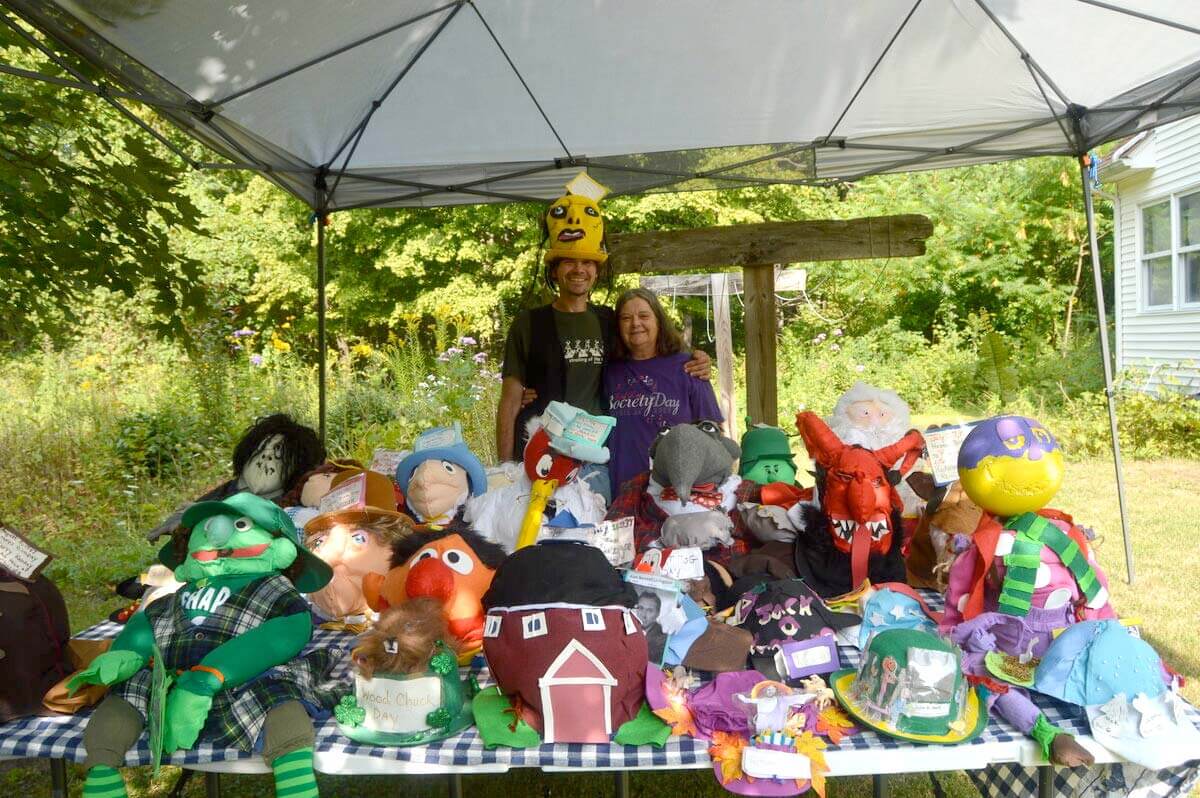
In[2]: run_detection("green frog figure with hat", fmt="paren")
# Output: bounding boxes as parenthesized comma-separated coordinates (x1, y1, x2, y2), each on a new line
(69, 492, 340, 798)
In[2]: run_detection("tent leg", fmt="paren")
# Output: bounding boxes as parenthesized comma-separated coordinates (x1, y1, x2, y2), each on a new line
(316, 214, 327, 444)
(1079, 160, 1134, 584)
(49, 758, 67, 798)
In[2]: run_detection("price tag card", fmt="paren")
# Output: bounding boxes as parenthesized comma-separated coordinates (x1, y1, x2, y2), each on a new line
(0, 523, 52, 581)
(369, 448, 408, 476)
(591, 516, 635, 567)
(923, 423, 979, 486)
(319, 473, 367, 513)
(413, 424, 460, 452)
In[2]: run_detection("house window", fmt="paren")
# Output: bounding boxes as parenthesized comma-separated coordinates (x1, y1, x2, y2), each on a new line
(522, 612, 548, 639)
(581, 608, 605, 631)
(1142, 199, 1172, 308)
(1181, 192, 1200, 304)
(1140, 190, 1200, 309)
(484, 614, 502, 638)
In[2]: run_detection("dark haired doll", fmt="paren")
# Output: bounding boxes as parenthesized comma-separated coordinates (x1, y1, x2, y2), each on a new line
(147, 414, 325, 542)
(363, 528, 507, 661)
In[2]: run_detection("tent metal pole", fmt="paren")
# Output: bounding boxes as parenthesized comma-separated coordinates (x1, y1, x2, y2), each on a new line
(1079, 158, 1135, 584)
(317, 213, 328, 445)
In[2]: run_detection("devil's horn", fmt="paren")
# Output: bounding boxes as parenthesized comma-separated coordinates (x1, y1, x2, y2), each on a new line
(795, 411, 845, 468)
(873, 429, 926, 475)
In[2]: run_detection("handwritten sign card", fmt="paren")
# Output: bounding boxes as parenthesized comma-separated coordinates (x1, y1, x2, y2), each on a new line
(369, 448, 408, 476)
(319, 472, 367, 514)
(537, 516, 635, 567)
(923, 423, 979, 486)
(355, 674, 441, 734)
(0, 523, 52, 581)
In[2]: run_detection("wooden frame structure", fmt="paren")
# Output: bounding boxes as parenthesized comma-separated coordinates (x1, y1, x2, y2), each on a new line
(609, 214, 934, 425)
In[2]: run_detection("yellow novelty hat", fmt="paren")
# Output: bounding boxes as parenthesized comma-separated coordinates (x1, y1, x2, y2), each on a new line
(543, 172, 610, 265)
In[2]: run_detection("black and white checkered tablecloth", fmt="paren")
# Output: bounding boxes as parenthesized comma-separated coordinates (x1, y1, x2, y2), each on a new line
(1, 595, 1197, 796)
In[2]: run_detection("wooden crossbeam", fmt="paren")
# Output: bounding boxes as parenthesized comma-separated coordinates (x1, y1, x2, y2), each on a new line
(609, 214, 933, 426)
(609, 214, 933, 274)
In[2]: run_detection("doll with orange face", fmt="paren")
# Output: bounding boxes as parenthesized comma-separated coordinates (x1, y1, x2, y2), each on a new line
(363, 528, 507, 659)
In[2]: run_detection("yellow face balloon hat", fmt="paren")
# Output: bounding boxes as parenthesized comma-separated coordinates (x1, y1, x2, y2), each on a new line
(956, 415, 1064, 517)
(543, 172, 610, 265)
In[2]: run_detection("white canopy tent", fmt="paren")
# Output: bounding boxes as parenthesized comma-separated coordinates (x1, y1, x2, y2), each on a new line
(6, 0, 1200, 584)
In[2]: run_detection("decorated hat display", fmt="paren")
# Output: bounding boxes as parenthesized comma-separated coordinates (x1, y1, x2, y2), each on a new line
(335, 641, 474, 746)
(302, 469, 408, 536)
(164, 492, 332, 593)
(730, 579, 861, 682)
(831, 628, 986, 744)
(542, 172, 609, 265)
(987, 620, 1200, 769)
(482, 542, 646, 744)
(957, 415, 1064, 517)
(394, 423, 488, 498)
(857, 585, 940, 649)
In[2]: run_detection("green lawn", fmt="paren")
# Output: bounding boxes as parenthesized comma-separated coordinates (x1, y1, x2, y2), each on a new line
(3, 457, 1198, 797)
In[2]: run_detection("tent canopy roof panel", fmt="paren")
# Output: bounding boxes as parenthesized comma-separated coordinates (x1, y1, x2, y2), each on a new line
(6, 0, 1200, 210)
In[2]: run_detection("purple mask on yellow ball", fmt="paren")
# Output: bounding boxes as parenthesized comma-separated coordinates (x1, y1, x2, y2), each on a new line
(957, 416, 1064, 517)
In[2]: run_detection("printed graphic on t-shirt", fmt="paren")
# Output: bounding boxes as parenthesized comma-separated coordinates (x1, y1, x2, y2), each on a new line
(562, 336, 605, 365)
(609, 374, 682, 424)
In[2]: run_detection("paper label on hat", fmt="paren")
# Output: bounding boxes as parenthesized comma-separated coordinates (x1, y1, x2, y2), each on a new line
(0, 523, 52, 581)
(356, 674, 442, 734)
(658, 548, 704, 581)
(319, 473, 367, 514)
(370, 448, 408, 476)
(565, 171, 610, 202)
(535, 516, 634, 567)
(414, 425, 460, 452)
(904, 648, 957, 717)
(924, 423, 979, 486)
(564, 414, 614, 447)
(741, 746, 811, 780)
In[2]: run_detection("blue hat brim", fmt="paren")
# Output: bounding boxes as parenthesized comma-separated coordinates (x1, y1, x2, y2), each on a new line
(395, 444, 487, 497)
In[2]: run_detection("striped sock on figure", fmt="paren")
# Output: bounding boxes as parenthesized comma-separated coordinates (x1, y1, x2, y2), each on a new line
(82, 765, 128, 798)
(272, 746, 318, 797)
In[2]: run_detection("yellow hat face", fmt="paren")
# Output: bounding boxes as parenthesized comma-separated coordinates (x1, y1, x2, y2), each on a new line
(544, 194, 607, 264)
(957, 416, 1065, 516)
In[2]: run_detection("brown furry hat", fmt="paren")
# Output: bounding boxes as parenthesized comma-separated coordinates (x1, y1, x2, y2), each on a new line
(906, 481, 983, 590)
(351, 597, 451, 679)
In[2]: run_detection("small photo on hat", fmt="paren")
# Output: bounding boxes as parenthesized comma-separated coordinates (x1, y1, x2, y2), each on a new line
(831, 628, 986, 745)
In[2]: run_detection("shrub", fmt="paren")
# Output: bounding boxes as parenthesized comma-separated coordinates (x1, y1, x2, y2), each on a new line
(111, 408, 206, 478)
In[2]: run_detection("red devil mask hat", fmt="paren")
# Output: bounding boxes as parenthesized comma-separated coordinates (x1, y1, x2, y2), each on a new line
(796, 411, 925, 589)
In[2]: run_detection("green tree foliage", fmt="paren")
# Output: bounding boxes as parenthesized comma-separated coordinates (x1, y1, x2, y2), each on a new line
(0, 25, 204, 347)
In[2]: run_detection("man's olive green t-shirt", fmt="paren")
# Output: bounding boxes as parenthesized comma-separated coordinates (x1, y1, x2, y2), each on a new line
(502, 307, 605, 414)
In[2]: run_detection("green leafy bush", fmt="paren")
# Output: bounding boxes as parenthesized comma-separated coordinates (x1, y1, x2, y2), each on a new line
(112, 408, 205, 478)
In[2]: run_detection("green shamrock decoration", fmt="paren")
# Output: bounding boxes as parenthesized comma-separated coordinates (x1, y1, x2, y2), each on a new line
(335, 695, 365, 727)
(429, 649, 457, 676)
(426, 706, 452, 729)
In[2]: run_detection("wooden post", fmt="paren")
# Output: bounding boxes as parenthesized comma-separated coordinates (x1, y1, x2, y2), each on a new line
(710, 273, 737, 441)
(743, 264, 778, 426)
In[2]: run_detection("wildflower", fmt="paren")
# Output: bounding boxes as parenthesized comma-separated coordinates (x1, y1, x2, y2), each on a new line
(232, 328, 255, 338)
(833, 328, 843, 336)
(460, 336, 477, 346)
(473, 352, 487, 364)
(250, 354, 264, 366)
(437, 352, 450, 362)
(816, 333, 827, 342)
(446, 346, 463, 357)
(830, 343, 841, 352)
(854, 364, 865, 373)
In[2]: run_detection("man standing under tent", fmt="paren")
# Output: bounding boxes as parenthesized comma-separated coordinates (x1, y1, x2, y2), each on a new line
(496, 175, 710, 496)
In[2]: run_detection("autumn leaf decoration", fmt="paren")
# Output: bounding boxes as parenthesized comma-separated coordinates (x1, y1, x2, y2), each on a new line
(709, 731, 750, 785)
(815, 705, 855, 744)
(793, 732, 830, 798)
(652, 678, 698, 738)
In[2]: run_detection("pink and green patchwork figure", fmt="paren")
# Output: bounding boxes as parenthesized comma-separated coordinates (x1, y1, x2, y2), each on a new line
(940, 416, 1115, 767)
(70, 493, 338, 798)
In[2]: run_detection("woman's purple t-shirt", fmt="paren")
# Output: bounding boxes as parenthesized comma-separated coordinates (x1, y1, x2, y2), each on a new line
(604, 352, 724, 493)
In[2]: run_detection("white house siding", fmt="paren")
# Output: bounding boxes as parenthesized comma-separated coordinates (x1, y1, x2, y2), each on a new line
(1107, 116, 1200, 394)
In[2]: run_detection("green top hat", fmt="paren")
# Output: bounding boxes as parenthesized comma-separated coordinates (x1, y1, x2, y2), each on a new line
(831, 628, 987, 744)
(160, 492, 332, 593)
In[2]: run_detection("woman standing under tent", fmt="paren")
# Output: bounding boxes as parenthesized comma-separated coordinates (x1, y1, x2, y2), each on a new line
(603, 288, 724, 494)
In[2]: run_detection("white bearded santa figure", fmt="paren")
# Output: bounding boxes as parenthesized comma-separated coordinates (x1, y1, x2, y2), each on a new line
(825, 381, 928, 520)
